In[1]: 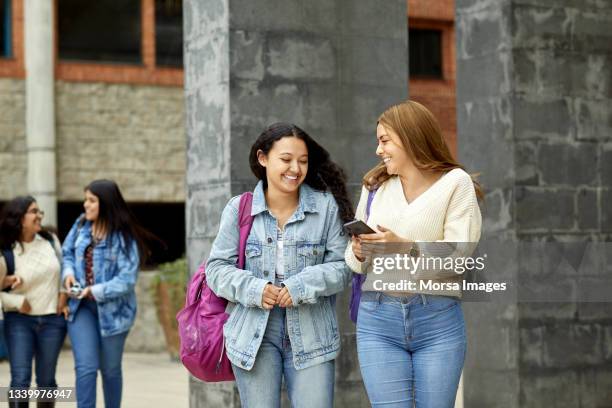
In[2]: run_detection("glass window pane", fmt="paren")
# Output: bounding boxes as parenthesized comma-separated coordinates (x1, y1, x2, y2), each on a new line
(1, 0, 12, 58)
(155, 0, 182, 67)
(409, 29, 443, 79)
(58, 0, 141, 64)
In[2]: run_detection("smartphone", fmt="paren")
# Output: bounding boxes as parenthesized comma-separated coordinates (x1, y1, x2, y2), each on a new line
(343, 220, 376, 236)
(69, 282, 83, 298)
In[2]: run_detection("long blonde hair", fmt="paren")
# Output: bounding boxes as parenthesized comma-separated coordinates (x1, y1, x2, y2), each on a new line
(363, 100, 484, 201)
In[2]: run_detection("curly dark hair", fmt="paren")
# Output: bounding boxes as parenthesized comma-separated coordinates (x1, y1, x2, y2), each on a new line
(0, 196, 54, 251)
(249, 123, 354, 223)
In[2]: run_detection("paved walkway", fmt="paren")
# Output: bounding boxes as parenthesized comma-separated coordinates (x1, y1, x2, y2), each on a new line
(0, 350, 189, 407)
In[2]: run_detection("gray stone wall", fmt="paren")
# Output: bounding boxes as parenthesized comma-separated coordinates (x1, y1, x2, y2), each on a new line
(56, 81, 185, 202)
(185, 0, 408, 406)
(0, 79, 27, 200)
(228, 0, 408, 197)
(457, 0, 612, 406)
(0, 79, 185, 202)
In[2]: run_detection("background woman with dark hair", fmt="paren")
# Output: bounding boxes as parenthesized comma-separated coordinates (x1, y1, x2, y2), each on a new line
(62, 179, 152, 408)
(0, 196, 66, 408)
(206, 123, 353, 407)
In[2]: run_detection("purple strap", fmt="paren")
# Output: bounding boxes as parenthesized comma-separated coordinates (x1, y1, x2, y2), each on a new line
(237, 192, 254, 269)
(195, 192, 254, 301)
(349, 188, 377, 323)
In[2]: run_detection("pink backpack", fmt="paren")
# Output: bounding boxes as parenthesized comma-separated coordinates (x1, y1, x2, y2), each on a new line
(176, 193, 254, 382)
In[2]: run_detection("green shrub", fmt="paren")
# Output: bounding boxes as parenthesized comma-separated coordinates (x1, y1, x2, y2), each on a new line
(150, 257, 188, 327)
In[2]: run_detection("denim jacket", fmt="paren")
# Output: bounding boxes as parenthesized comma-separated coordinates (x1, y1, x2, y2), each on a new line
(62, 215, 139, 337)
(206, 182, 351, 371)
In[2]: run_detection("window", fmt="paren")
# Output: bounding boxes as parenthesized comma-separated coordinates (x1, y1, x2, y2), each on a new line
(54, 0, 183, 85)
(0, 0, 11, 58)
(155, 0, 182, 67)
(58, 0, 141, 64)
(409, 29, 442, 79)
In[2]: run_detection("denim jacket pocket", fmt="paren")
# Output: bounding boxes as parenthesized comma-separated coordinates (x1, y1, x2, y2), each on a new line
(245, 243, 263, 276)
(225, 304, 248, 334)
(299, 299, 337, 351)
(297, 242, 325, 271)
(318, 297, 339, 341)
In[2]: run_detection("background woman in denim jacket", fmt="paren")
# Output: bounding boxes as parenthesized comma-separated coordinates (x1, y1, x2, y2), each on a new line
(62, 179, 153, 408)
(206, 123, 353, 408)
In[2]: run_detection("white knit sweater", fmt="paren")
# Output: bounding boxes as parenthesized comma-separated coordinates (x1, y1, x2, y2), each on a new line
(344, 168, 482, 297)
(0, 234, 62, 316)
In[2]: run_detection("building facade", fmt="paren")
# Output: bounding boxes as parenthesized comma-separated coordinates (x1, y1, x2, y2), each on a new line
(0, 0, 186, 262)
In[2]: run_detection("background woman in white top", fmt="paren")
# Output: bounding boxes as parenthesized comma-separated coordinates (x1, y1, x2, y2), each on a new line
(345, 100, 483, 408)
(0, 196, 67, 408)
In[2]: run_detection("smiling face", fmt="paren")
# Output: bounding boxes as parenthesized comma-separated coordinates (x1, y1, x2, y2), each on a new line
(83, 190, 100, 222)
(258, 136, 308, 195)
(21, 202, 43, 237)
(376, 122, 413, 175)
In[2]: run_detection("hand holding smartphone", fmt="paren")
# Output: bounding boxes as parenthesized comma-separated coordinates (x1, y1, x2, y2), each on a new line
(69, 282, 83, 298)
(343, 220, 376, 236)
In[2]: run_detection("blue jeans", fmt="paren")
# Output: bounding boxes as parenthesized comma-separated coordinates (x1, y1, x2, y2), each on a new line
(4, 312, 67, 388)
(357, 292, 466, 408)
(0, 319, 8, 359)
(68, 300, 129, 408)
(232, 306, 335, 408)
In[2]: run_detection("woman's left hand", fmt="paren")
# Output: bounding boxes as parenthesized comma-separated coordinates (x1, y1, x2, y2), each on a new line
(3, 275, 22, 290)
(359, 225, 410, 244)
(57, 293, 69, 319)
(77, 286, 93, 300)
(277, 286, 293, 308)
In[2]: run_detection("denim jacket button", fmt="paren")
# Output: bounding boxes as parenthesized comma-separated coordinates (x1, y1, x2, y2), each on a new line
(254, 332, 260, 339)
(267, 237, 272, 243)
(241, 360, 247, 366)
(313, 250, 318, 256)
(263, 271, 269, 277)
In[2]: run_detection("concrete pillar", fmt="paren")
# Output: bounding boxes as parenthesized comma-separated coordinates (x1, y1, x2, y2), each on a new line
(185, 0, 407, 406)
(456, 0, 612, 406)
(24, 0, 56, 226)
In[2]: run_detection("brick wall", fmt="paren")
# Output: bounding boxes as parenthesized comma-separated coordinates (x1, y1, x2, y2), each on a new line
(408, 0, 457, 156)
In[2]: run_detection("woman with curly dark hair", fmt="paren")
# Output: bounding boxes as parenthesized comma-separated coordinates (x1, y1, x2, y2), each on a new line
(0, 196, 67, 408)
(206, 123, 353, 407)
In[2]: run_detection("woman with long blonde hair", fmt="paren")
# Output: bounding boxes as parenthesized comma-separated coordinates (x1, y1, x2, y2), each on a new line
(346, 100, 483, 407)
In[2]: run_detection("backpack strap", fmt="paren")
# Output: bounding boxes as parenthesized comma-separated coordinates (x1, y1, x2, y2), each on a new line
(365, 188, 377, 221)
(237, 192, 254, 269)
(1, 248, 15, 293)
(348, 187, 378, 323)
(1, 249, 14, 276)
